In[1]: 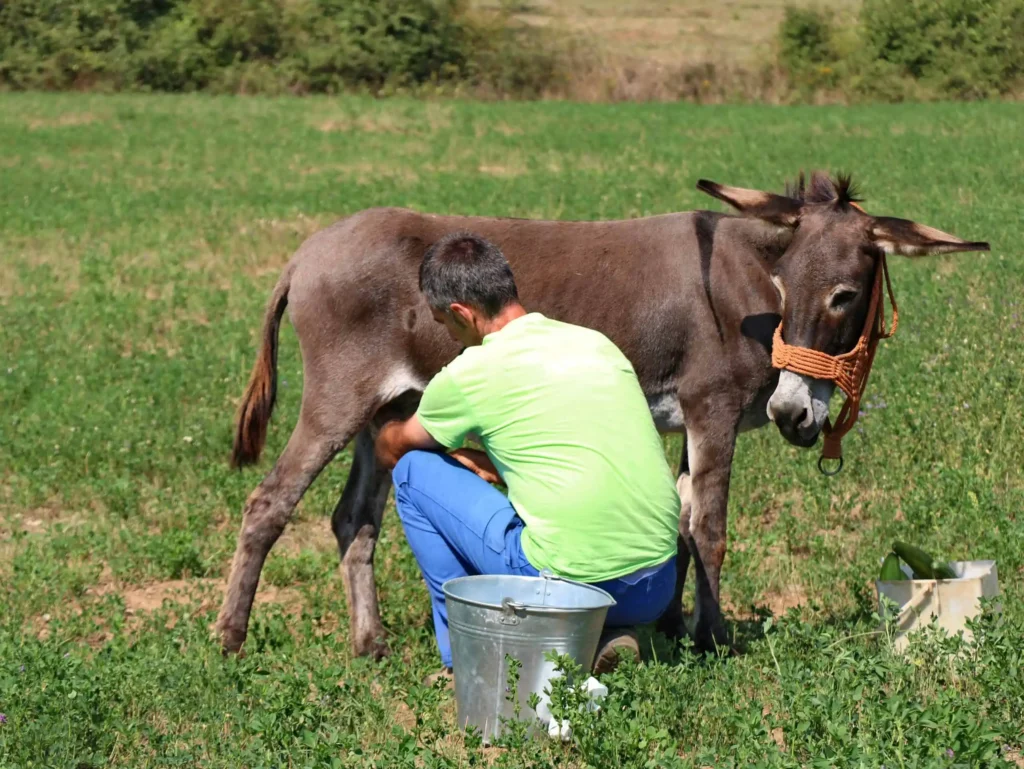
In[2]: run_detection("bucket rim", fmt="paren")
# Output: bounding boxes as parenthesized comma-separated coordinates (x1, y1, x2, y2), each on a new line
(442, 574, 616, 613)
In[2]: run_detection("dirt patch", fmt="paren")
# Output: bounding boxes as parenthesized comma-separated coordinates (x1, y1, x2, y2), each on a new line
(116, 577, 301, 614)
(723, 581, 808, 621)
(392, 700, 417, 731)
(273, 513, 337, 557)
(26, 112, 100, 130)
(13, 497, 82, 533)
(761, 582, 808, 617)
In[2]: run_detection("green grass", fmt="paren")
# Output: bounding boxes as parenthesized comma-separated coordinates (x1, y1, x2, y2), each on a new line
(1, 92, 1023, 767)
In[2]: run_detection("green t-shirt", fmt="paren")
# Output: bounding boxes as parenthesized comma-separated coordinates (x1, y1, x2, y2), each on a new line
(415, 312, 679, 582)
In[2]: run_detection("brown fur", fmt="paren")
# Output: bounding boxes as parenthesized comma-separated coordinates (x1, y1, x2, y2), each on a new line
(217, 172, 989, 657)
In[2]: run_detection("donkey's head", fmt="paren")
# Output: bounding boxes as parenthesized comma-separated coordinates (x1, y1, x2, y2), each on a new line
(698, 171, 989, 448)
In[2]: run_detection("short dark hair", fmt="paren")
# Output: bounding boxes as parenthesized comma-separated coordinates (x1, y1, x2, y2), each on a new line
(419, 232, 519, 317)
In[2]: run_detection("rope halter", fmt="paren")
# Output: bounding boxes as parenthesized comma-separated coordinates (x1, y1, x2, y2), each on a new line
(771, 253, 899, 475)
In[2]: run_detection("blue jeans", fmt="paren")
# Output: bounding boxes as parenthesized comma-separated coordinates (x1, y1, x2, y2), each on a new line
(393, 450, 676, 668)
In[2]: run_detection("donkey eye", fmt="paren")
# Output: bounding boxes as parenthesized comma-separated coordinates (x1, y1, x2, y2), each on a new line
(827, 286, 859, 311)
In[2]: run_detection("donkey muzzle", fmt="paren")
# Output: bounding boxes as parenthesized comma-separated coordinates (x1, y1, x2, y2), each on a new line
(768, 371, 832, 447)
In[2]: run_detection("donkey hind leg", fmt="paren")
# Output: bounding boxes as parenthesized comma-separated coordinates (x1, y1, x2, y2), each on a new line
(685, 422, 737, 653)
(332, 429, 393, 660)
(218, 418, 342, 654)
(656, 435, 693, 641)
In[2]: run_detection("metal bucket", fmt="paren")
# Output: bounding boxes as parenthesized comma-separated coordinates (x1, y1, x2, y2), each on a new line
(443, 572, 615, 742)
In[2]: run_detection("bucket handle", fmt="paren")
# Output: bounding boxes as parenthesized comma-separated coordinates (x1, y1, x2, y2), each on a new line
(500, 597, 526, 625)
(497, 572, 616, 623)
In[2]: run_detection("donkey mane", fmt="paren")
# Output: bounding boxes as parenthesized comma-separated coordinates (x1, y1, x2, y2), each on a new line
(785, 171, 863, 208)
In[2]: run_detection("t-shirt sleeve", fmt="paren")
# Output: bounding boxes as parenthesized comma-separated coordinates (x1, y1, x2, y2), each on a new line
(415, 366, 476, 449)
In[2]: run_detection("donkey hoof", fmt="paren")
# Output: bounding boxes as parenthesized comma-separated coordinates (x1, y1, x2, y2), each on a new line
(692, 624, 730, 655)
(656, 611, 688, 641)
(354, 630, 391, 660)
(218, 625, 248, 656)
(369, 639, 392, 661)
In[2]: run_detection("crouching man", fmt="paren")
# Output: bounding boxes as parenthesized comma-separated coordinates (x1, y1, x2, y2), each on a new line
(374, 232, 680, 678)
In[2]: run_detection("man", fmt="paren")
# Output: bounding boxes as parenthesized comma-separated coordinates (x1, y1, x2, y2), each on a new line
(375, 232, 680, 677)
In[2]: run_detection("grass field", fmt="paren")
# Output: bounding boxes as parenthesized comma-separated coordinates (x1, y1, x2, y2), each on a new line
(1, 93, 1023, 767)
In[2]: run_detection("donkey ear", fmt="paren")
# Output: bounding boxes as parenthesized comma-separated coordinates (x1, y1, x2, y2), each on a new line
(696, 180, 803, 226)
(869, 216, 990, 256)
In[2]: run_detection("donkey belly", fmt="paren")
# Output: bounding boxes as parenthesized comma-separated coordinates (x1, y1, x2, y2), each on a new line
(647, 390, 686, 433)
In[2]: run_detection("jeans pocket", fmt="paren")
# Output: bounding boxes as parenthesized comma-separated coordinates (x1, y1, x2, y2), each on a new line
(480, 505, 518, 554)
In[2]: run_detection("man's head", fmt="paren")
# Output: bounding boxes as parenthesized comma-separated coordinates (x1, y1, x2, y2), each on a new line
(420, 232, 522, 346)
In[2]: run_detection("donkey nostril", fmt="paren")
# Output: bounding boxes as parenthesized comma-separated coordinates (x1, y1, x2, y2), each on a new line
(796, 408, 809, 428)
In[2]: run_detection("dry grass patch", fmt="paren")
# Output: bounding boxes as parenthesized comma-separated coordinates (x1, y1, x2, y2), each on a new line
(181, 213, 331, 284)
(25, 112, 101, 130)
(477, 162, 526, 178)
(474, 0, 857, 65)
(298, 160, 419, 186)
(316, 111, 411, 135)
(0, 233, 84, 300)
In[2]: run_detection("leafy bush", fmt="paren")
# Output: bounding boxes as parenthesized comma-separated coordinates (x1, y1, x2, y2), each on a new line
(777, 7, 841, 92)
(776, 0, 1024, 102)
(0, 0, 139, 89)
(0, 0, 550, 94)
(778, 6, 835, 70)
(856, 0, 1024, 100)
(286, 0, 470, 93)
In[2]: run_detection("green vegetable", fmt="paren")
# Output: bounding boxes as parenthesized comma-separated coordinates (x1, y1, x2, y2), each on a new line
(892, 541, 957, 580)
(879, 552, 908, 581)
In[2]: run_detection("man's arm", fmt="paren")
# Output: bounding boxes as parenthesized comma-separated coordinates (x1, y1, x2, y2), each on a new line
(374, 415, 443, 470)
(375, 415, 502, 484)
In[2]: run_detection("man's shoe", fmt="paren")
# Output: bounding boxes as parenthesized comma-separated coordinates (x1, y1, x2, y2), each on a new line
(592, 628, 640, 675)
(424, 666, 454, 689)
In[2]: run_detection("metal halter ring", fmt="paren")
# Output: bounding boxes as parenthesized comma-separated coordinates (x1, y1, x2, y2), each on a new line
(818, 455, 844, 476)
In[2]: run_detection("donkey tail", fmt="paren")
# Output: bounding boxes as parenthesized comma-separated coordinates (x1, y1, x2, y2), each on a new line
(232, 269, 291, 468)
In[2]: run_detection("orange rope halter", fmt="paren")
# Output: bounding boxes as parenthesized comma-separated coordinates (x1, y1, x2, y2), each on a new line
(771, 254, 899, 474)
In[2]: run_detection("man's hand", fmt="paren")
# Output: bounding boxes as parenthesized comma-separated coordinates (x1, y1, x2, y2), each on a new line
(375, 415, 442, 470)
(450, 448, 502, 485)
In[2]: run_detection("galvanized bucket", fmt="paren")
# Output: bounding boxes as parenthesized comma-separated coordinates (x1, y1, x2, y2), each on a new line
(443, 572, 615, 742)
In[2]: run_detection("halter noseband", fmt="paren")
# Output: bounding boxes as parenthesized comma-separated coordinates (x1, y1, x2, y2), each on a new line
(771, 253, 899, 475)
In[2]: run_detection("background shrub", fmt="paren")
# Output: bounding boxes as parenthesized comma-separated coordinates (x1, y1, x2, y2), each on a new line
(776, 0, 1024, 102)
(856, 0, 1024, 100)
(0, 0, 509, 93)
(777, 7, 841, 93)
(1, 0, 1022, 101)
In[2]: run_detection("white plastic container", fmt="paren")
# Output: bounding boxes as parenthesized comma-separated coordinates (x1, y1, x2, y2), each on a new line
(875, 560, 1000, 652)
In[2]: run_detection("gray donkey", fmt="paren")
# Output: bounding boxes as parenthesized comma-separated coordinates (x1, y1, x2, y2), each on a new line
(217, 172, 988, 656)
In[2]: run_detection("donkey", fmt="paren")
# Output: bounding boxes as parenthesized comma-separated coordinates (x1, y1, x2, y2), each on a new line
(216, 172, 988, 656)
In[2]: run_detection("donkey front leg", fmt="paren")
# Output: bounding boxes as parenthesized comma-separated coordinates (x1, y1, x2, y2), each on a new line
(331, 428, 394, 659)
(656, 438, 693, 640)
(684, 421, 737, 652)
